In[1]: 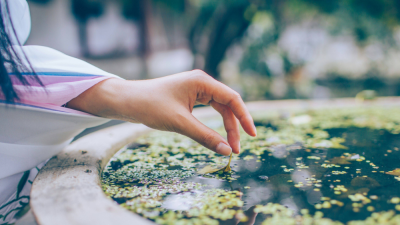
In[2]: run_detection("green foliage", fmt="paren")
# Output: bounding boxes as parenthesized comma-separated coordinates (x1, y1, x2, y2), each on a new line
(71, 0, 104, 21)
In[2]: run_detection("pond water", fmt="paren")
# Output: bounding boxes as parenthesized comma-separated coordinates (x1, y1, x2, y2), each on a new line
(102, 108, 400, 225)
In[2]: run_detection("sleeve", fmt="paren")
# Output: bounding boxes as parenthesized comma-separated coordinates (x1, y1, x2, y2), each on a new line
(8, 45, 123, 108)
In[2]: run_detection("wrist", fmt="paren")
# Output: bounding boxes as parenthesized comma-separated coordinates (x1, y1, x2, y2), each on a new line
(68, 78, 131, 119)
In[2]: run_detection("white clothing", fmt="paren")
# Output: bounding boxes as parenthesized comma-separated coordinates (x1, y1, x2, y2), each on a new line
(1, 0, 31, 45)
(0, 0, 122, 223)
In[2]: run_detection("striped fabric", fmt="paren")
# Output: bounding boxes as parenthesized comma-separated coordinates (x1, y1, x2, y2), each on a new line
(0, 0, 124, 224)
(0, 45, 121, 113)
(0, 49, 118, 224)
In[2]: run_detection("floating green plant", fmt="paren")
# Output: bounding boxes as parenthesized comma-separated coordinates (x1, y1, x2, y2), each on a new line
(102, 106, 400, 225)
(197, 153, 233, 174)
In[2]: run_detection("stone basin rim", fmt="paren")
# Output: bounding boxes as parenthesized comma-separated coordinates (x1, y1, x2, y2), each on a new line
(30, 97, 400, 225)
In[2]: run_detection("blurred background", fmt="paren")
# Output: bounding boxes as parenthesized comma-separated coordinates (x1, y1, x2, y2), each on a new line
(26, 0, 400, 101)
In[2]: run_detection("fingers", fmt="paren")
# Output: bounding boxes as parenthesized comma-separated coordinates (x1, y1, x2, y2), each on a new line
(191, 71, 256, 137)
(211, 84, 256, 137)
(176, 111, 232, 156)
(210, 101, 241, 154)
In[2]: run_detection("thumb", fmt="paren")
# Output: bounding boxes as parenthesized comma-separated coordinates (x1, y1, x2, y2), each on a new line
(176, 112, 232, 156)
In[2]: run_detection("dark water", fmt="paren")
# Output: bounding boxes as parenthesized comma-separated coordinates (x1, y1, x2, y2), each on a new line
(174, 127, 400, 224)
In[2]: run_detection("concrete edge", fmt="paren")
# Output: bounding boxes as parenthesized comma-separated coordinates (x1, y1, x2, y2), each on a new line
(30, 97, 400, 225)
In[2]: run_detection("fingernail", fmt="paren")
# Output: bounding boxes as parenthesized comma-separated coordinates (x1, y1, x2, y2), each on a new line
(238, 141, 241, 154)
(216, 143, 232, 156)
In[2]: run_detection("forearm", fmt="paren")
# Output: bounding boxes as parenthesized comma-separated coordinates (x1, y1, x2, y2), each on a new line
(67, 78, 140, 123)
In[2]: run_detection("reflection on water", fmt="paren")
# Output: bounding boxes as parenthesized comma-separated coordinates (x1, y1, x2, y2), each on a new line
(102, 108, 400, 224)
(162, 191, 203, 211)
(162, 127, 400, 224)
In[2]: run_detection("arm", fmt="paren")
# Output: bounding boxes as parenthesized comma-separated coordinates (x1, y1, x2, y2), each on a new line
(67, 70, 257, 156)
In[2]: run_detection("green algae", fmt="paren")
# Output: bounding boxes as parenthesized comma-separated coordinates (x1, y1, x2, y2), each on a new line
(102, 106, 400, 225)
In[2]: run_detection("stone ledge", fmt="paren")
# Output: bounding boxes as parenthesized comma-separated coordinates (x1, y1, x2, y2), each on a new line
(30, 97, 400, 225)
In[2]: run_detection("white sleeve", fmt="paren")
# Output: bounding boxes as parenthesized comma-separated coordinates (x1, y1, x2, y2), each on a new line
(5, 45, 123, 106)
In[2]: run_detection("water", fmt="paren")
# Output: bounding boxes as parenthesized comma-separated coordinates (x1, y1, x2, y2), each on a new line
(173, 127, 400, 224)
(102, 108, 400, 224)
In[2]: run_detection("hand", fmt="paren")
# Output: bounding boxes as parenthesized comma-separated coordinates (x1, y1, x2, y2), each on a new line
(67, 70, 257, 155)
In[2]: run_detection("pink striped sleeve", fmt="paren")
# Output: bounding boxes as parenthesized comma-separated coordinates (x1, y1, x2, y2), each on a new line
(3, 45, 123, 113)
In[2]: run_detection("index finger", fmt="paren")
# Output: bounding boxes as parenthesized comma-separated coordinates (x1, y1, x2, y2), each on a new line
(207, 79, 257, 137)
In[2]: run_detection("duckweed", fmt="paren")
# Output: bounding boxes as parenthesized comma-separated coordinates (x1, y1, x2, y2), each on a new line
(102, 107, 400, 224)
